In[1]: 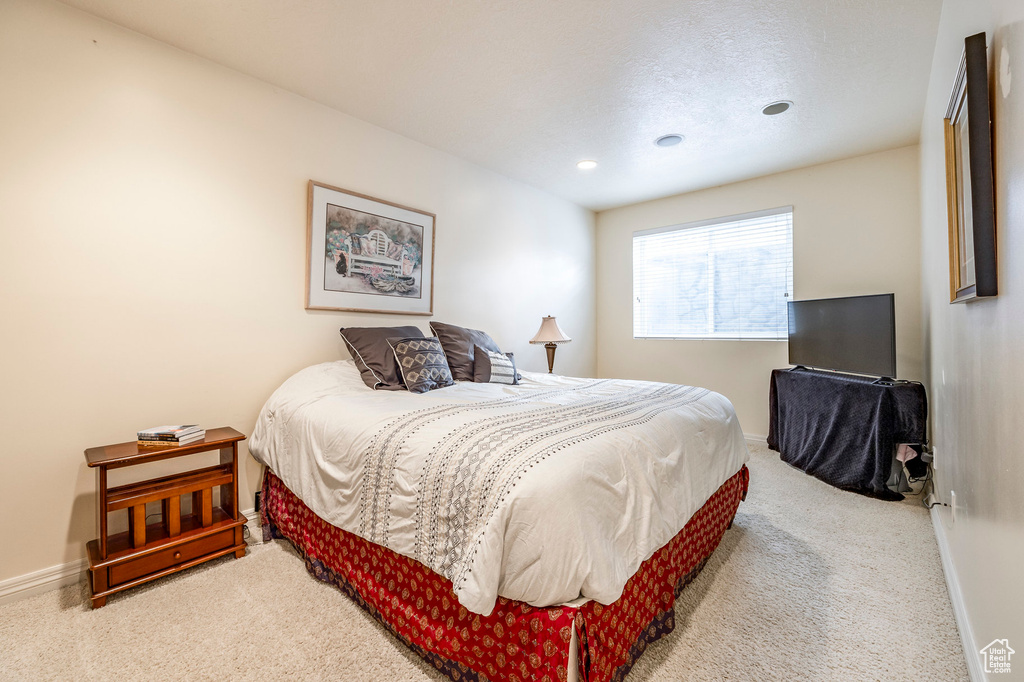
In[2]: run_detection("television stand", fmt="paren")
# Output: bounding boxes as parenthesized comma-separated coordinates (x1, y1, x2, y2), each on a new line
(767, 368, 927, 499)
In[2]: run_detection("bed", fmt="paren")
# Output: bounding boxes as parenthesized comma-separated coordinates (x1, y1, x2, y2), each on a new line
(250, 360, 749, 681)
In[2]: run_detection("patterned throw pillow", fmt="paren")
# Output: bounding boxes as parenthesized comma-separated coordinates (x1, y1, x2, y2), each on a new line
(472, 345, 518, 385)
(388, 337, 455, 394)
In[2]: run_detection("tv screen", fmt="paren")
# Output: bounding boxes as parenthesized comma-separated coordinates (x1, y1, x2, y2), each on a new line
(788, 294, 896, 378)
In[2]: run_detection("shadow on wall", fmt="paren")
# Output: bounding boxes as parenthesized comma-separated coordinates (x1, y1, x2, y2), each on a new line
(66, 482, 95, 567)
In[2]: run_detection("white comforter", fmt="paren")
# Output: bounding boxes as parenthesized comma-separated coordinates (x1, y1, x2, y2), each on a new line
(249, 361, 748, 616)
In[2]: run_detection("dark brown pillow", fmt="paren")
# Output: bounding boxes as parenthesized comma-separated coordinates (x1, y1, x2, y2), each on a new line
(388, 337, 455, 394)
(339, 326, 424, 390)
(429, 322, 502, 381)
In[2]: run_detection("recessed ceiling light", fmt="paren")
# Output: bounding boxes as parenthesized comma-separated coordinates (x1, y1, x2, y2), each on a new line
(654, 134, 684, 147)
(577, 160, 597, 170)
(762, 100, 793, 116)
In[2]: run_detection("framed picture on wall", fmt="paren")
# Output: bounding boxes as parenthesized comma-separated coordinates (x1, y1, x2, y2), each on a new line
(306, 180, 435, 315)
(943, 32, 997, 303)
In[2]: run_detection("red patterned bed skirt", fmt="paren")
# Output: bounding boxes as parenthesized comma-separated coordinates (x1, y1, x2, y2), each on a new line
(260, 466, 748, 682)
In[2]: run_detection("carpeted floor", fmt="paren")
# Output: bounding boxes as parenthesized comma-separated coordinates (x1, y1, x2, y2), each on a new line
(0, 443, 968, 680)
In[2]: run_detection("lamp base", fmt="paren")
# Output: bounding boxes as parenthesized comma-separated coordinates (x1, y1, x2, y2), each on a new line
(545, 343, 557, 374)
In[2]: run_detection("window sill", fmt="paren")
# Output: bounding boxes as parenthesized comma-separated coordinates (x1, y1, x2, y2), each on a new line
(633, 336, 787, 342)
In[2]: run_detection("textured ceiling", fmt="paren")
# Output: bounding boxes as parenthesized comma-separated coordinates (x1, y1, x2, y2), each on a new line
(58, 0, 943, 211)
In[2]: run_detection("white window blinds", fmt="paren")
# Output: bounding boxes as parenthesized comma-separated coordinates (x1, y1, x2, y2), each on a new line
(633, 207, 793, 340)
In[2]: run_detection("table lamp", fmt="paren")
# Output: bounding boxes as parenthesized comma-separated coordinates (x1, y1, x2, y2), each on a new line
(529, 316, 572, 374)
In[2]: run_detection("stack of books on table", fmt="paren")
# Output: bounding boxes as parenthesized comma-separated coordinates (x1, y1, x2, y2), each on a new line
(137, 425, 206, 447)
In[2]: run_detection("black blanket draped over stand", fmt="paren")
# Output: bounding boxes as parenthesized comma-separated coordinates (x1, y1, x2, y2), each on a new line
(767, 368, 927, 500)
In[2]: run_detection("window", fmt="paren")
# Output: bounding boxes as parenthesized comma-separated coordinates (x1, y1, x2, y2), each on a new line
(633, 207, 793, 340)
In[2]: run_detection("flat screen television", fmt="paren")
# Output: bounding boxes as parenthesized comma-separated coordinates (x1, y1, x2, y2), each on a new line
(788, 294, 897, 378)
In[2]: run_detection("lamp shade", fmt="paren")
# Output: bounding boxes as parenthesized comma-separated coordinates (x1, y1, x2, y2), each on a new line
(529, 316, 572, 344)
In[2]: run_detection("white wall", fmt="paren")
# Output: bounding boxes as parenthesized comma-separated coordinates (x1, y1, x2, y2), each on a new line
(0, 0, 595, 582)
(920, 0, 1024, 669)
(596, 146, 922, 437)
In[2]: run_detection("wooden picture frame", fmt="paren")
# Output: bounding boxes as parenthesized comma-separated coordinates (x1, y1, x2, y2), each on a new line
(944, 32, 997, 303)
(305, 180, 435, 315)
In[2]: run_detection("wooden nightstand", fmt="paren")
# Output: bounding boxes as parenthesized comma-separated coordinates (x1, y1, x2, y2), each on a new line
(84, 427, 248, 608)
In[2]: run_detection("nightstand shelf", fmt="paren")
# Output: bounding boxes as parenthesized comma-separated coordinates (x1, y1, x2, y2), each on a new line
(85, 427, 247, 607)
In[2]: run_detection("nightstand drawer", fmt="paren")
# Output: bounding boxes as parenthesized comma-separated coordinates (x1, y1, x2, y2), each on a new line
(108, 528, 235, 586)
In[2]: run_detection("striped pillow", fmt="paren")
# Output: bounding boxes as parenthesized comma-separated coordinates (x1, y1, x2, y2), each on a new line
(473, 346, 518, 385)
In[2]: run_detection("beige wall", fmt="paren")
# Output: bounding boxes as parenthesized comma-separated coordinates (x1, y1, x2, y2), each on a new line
(596, 146, 923, 437)
(920, 0, 1024, 664)
(0, 0, 595, 582)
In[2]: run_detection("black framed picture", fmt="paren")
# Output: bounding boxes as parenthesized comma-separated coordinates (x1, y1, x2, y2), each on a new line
(943, 32, 997, 303)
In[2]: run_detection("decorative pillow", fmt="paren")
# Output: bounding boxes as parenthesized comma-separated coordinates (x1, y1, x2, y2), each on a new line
(505, 352, 523, 382)
(472, 346, 519, 385)
(339, 326, 424, 390)
(388, 337, 455, 394)
(429, 321, 503, 381)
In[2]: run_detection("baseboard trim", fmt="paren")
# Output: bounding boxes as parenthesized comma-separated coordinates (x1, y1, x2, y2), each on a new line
(241, 506, 262, 543)
(0, 558, 87, 606)
(241, 506, 259, 526)
(744, 433, 767, 446)
(930, 506, 985, 682)
(0, 507, 263, 606)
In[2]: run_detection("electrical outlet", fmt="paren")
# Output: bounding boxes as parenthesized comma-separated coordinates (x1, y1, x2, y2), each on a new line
(950, 490, 957, 526)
